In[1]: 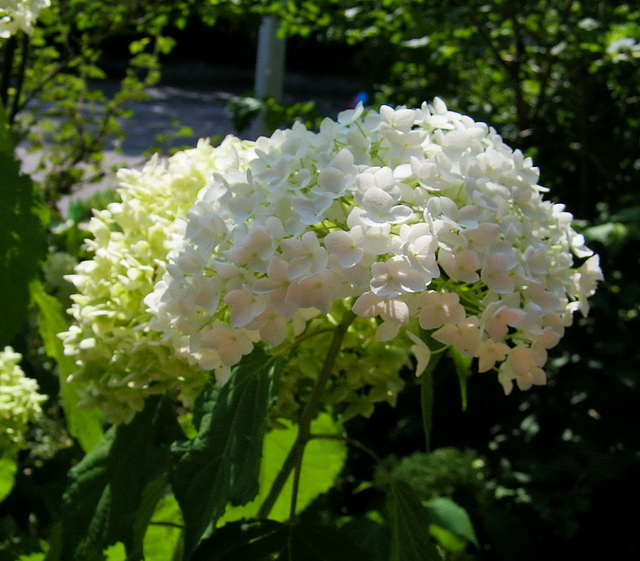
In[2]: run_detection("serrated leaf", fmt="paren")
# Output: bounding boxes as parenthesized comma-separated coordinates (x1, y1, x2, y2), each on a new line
(385, 478, 442, 561)
(169, 348, 283, 557)
(31, 281, 103, 452)
(192, 520, 369, 561)
(60, 396, 183, 561)
(427, 496, 479, 550)
(219, 412, 347, 524)
(0, 103, 48, 347)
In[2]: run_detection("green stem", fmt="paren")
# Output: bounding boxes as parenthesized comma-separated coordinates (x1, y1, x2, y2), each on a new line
(420, 338, 445, 454)
(257, 308, 356, 519)
(8, 33, 29, 126)
(0, 35, 17, 110)
(310, 433, 390, 477)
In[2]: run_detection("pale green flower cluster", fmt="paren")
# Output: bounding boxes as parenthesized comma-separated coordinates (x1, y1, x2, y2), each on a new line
(60, 137, 256, 423)
(0, 346, 46, 454)
(0, 0, 50, 38)
(272, 307, 409, 422)
(147, 100, 602, 396)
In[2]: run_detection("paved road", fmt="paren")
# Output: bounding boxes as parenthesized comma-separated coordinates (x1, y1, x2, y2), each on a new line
(20, 62, 360, 214)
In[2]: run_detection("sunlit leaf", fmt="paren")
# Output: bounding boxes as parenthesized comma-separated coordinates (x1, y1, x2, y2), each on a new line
(31, 281, 103, 452)
(102, 542, 125, 561)
(143, 494, 184, 561)
(427, 496, 478, 551)
(219, 412, 347, 523)
(0, 450, 17, 503)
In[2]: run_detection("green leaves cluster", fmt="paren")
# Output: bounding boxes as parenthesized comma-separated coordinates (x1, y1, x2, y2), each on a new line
(15, 344, 462, 561)
(0, 100, 47, 347)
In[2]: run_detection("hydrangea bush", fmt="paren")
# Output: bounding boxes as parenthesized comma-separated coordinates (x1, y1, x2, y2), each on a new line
(144, 99, 601, 400)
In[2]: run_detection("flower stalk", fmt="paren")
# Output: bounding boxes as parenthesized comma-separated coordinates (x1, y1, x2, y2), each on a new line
(258, 308, 356, 520)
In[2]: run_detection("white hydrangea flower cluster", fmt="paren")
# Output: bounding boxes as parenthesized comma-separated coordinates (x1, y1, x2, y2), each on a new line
(146, 99, 602, 395)
(59, 137, 256, 423)
(0, 346, 46, 454)
(0, 0, 50, 38)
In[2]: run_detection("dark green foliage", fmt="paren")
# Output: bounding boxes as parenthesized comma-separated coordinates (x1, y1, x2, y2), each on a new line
(58, 396, 183, 561)
(384, 478, 441, 561)
(170, 348, 283, 556)
(0, 104, 48, 347)
(192, 519, 369, 561)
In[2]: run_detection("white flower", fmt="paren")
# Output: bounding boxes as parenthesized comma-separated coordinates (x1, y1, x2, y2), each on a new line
(418, 291, 466, 330)
(406, 331, 432, 377)
(138, 99, 601, 397)
(0, 0, 50, 38)
(370, 256, 427, 297)
(200, 326, 253, 367)
(432, 317, 482, 357)
(498, 345, 547, 394)
(324, 228, 366, 268)
(281, 231, 329, 280)
(0, 347, 46, 454)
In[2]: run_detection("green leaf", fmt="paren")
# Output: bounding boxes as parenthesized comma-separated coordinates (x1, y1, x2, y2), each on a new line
(0, 450, 17, 503)
(191, 520, 369, 561)
(385, 478, 442, 561)
(219, 412, 347, 523)
(60, 396, 183, 561)
(426, 497, 478, 551)
(0, 102, 48, 347)
(142, 494, 184, 561)
(31, 281, 103, 452)
(450, 347, 472, 411)
(17, 553, 46, 561)
(102, 542, 125, 561)
(169, 348, 283, 557)
(131, 475, 171, 558)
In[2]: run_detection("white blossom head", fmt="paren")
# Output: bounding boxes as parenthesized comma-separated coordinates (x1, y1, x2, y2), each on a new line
(0, 0, 50, 38)
(146, 99, 602, 396)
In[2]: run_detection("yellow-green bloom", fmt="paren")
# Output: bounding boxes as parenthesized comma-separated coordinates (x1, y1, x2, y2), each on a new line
(60, 137, 256, 423)
(0, 346, 46, 454)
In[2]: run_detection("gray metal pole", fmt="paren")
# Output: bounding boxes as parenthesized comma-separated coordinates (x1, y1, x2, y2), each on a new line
(249, 16, 286, 139)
